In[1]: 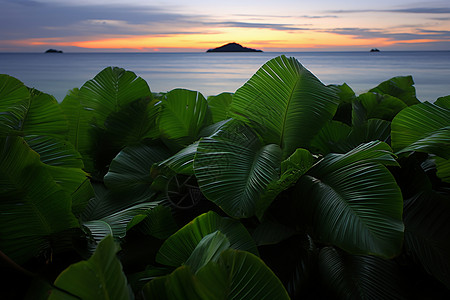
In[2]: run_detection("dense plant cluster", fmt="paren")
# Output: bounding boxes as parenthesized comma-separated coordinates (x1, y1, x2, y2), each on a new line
(1, 55, 449, 299)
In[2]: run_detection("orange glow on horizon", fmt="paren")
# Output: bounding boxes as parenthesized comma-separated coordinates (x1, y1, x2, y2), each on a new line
(8, 26, 449, 52)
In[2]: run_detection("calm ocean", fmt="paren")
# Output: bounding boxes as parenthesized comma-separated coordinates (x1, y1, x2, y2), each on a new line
(1, 51, 449, 102)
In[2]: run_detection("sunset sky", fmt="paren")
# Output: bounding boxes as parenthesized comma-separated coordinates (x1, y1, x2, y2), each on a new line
(1, 0, 450, 52)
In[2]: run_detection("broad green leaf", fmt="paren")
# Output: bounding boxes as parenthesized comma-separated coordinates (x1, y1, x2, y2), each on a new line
(369, 75, 420, 106)
(198, 249, 290, 300)
(310, 120, 352, 154)
(16, 91, 68, 138)
(0, 76, 67, 139)
(45, 165, 92, 212)
(194, 123, 282, 218)
(79, 66, 151, 128)
(60, 88, 93, 167)
(156, 141, 199, 175)
(318, 247, 406, 299)
(207, 92, 233, 122)
(101, 96, 160, 146)
(435, 95, 450, 109)
(403, 190, 450, 289)
(391, 102, 450, 159)
(82, 220, 113, 253)
(0, 74, 30, 135)
(81, 182, 158, 222)
(0, 136, 78, 264)
(353, 92, 407, 125)
(25, 135, 83, 168)
(104, 144, 169, 195)
(159, 89, 210, 147)
(50, 236, 131, 300)
(230, 55, 339, 157)
(332, 83, 355, 126)
(311, 119, 391, 155)
(435, 156, 450, 183)
(144, 249, 290, 300)
(132, 205, 178, 239)
(85, 201, 161, 239)
(143, 266, 203, 300)
(156, 211, 258, 267)
(296, 141, 404, 258)
(185, 231, 231, 273)
(257, 148, 316, 219)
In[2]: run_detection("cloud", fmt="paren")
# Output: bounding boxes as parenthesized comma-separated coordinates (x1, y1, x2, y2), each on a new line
(329, 6, 450, 14)
(323, 27, 450, 42)
(0, 1, 204, 39)
(205, 21, 310, 31)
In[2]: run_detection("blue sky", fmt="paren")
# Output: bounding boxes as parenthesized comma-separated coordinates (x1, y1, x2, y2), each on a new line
(1, 0, 449, 51)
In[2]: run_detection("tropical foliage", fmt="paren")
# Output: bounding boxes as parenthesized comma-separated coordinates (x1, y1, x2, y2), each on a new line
(1, 56, 449, 299)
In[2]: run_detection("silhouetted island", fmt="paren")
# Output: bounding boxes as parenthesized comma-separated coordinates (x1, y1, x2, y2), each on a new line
(45, 49, 63, 53)
(370, 48, 380, 52)
(207, 42, 262, 52)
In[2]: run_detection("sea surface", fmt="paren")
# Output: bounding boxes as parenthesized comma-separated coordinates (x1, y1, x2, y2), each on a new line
(1, 51, 449, 102)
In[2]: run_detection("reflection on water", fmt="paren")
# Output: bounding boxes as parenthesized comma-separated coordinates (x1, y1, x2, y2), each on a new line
(1, 51, 449, 102)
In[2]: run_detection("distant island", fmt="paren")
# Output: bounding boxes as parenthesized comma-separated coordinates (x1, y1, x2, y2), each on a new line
(370, 48, 380, 52)
(45, 49, 63, 53)
(207, 42, 263, 52)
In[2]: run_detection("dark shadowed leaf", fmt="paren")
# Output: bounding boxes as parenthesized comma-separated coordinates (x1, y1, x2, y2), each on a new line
(318, 247, 406, 299)
(296, 141, 404, 258)
(50, 236, 131, 300)
(0, 136, 78, 264)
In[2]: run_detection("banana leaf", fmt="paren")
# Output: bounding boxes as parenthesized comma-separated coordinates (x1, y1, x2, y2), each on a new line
(194, 122, 282, 218)
(49, 236, 131, 300)
(391, 102, 450, 159)
(156, 211, 258, 267)
(318, 247, 406, 299)
(230, 55, 339, 157)
(0, 136, 79, 264)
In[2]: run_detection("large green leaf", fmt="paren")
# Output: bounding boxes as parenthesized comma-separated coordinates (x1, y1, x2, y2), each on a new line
(391, 102, 450, 159)
(184, 231, 231, 273)
(0, 74, 30, 135)
(194, 123, 282, 218)
(60, 88, 91, 149)
(93, 202, 161, 239)
(144, 249, 290, 300)
(26, 135, 84, 168)
(49, 235, 131, 300)
(79, 66, 151, 128)
(352, 92, 407, 125)
(435, 156, 450, 183)
(318, 247, 406, 299)
(159, 89, 211, 148)
(104, 144, 169, 195)
(311, 119, 391, 155)
(207, 92, 233, 123)
(197, 249, 290, 300)
(296, 141, 404, 258)
(257, 148, 316, 219)
(230, 55, 339, 157)
(0, 136, 79, 264)
(369, 75, 420, 106)
(156, 211, 258, 267)
(435, 95, 450, 109)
